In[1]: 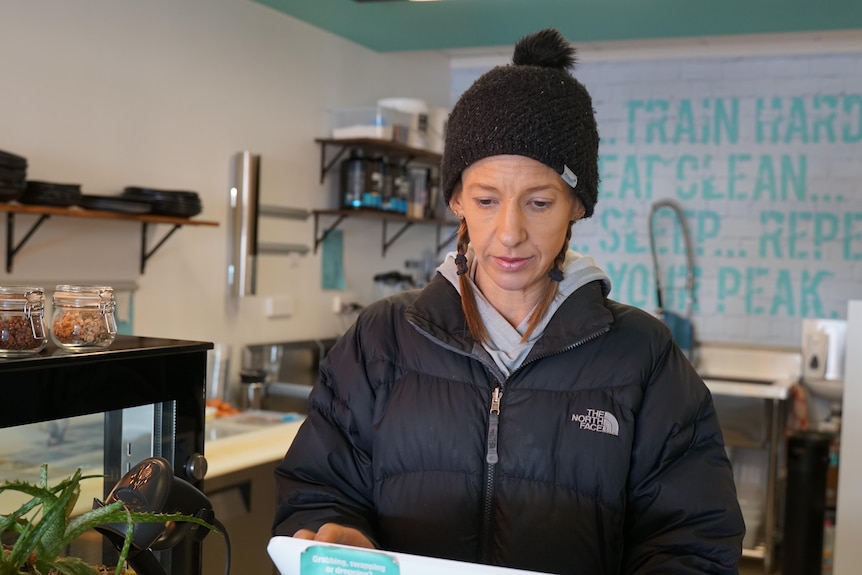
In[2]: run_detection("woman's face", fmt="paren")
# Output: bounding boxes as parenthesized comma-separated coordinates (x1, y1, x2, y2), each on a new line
(450, 155, 584, 308)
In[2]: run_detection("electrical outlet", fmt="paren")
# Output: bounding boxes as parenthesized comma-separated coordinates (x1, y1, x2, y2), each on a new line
(266, 295, 294, 318)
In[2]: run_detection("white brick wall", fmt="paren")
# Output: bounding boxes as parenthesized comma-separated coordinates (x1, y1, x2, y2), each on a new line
(452, 50, 862, 347)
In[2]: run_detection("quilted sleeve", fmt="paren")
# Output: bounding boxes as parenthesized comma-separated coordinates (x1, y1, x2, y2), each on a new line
(272, 315, 379, 545)
(623, 339, 745, 574)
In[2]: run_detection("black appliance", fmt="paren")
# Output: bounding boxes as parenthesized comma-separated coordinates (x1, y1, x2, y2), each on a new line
(783, 430, 833, 575)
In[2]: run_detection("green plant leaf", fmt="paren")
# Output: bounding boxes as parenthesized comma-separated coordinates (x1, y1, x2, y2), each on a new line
(64, 501, 125, 543)
(45, 556, 103, 575)
(32, 472, 86, 560)
(1, 464, 220, 575)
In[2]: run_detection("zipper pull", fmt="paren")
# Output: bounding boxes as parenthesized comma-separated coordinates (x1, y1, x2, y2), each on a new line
(490, 386, 502, 415)
(486, 386, 502, 464)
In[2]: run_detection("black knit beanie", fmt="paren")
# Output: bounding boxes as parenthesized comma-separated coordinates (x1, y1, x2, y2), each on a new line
(441, 28, 600, 218)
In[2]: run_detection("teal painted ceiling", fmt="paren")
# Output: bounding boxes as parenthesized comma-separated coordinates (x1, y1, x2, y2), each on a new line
(255, 0, 862, 52)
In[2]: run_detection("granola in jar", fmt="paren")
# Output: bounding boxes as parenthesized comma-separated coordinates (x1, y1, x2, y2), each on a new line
(50, 285, 117, 351)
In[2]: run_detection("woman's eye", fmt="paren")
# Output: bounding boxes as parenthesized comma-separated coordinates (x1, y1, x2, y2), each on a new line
(531, 200, 552, 209)
(475, 198, 495, 207)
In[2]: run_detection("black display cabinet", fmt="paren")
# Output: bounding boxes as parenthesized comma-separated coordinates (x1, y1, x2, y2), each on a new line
(0, 335, 212, 575)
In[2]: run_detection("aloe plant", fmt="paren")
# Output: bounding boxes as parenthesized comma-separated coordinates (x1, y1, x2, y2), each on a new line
(1, 465, 217, 575)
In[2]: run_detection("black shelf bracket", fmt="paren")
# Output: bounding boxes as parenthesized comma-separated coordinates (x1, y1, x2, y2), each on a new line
(313, 211, 426, 257)
(382, 219, 414, 257)
(6, 212, 50, 273)
(318, 142, 351, 184)
(140, 222, 182, 274)
(313, 212, 348, 254)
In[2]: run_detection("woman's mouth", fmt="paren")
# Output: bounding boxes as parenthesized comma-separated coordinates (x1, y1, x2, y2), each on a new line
(493, 257, 531, 272)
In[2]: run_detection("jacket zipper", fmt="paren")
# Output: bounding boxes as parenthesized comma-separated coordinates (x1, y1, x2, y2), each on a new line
(477, 326, 610, 563)
(480, 385, 502, 562)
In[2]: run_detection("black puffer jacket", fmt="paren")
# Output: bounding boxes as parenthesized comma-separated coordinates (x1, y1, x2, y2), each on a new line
(273, 276, 744, 574)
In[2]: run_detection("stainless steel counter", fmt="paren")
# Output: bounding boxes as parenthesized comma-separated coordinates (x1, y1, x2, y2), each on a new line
(694, 343, 803, 574)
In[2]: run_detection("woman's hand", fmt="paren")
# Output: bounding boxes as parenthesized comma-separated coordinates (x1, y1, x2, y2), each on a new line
(293, 523, 375, 549)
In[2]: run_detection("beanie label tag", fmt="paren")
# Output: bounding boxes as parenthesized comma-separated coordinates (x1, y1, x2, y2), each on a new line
(561, 165, 578, 188)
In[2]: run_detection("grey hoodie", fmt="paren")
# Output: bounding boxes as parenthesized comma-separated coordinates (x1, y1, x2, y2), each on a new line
(437, 248, 611, 376)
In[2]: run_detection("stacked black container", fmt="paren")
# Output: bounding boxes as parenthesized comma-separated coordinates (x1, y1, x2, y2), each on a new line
(0, 149, 28, 202)
(19, 180, 82, 206)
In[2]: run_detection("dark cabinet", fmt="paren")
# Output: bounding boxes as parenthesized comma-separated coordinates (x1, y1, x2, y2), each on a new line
(0, 335, 212, 575)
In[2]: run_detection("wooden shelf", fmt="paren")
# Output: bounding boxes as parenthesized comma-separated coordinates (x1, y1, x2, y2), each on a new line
(0, 203, 219, 274)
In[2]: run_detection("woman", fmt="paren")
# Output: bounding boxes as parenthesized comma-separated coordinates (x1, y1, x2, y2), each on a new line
(273, 28, 744, 574)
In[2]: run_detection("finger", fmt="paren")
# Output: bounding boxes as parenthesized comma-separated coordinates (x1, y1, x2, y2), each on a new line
(292, 529, 317, 540)
(314, 523, 345, 543)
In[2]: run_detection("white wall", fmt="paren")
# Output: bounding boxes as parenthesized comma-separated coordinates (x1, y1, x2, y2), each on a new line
(0, 0, 450, 365)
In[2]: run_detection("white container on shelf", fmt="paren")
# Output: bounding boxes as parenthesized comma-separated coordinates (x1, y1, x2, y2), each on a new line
(427, 106, 449, 153)
(329, 106, 411, 143)
(377, 97, 429, 149)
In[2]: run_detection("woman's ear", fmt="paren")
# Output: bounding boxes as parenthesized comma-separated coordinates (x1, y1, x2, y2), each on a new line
(570, 196, 586, 221)
(449, 196, 463, 218)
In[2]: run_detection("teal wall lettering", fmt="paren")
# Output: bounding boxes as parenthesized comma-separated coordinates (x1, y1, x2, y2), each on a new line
(755, 97, 783, 144)
(800, 270, 832, 317)
(645, 99, 670, 144)
(675, 154, 700, 200)
(784, 97, 809, 144)
(619, 155, 644, 199)
(813, 213, 839, 260)
(771, 269, 796, 316)
(751, 155, 806, 201)
(728, 154, 751, 200)
(844, 94, 861, 143)
(691, 210, 721, 247)
(759, 211, 848, 261)
(844, 212, 862, 260)
(789, 211, 813, 260)
(605, 262, 652, 308)
(598, 207, 623, 253)
(813, 95, 838, 143)
(714, 98, 739, 145)
(744, 266, 770, 315)
(627, 98, 740, 145)
(759, 212, 784, 258)
(674, 99, 697, 144)
(754, 94, 861, 145)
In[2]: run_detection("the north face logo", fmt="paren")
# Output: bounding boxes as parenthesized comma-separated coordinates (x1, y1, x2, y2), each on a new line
(571, 408, 619, 436)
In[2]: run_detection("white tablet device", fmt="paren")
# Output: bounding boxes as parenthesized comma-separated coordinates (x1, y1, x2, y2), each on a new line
(267, 536, 551, 575)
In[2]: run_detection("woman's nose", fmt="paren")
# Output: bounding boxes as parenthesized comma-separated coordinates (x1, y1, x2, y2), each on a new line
(497, 203, 526, 246)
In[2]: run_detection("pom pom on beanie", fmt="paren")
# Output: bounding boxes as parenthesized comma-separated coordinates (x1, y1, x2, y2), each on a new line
(441, 28, 600, 218)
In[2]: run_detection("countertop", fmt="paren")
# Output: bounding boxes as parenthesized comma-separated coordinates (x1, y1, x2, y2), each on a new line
(703, 376, 796, 400)
(204, 413, 304, 479)
(0, 411, 304, 516)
